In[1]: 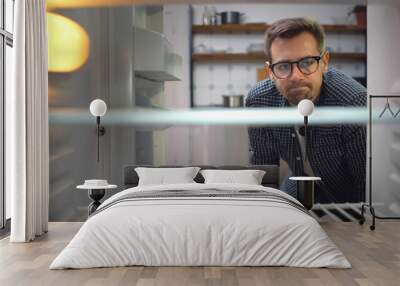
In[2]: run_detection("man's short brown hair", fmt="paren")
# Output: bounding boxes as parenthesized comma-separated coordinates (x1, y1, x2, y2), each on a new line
(264, 17, 326, 62)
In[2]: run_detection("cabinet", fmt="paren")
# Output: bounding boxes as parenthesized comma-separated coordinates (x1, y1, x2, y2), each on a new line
(134, 27, 182, 82)
(190, 23, 367, 107)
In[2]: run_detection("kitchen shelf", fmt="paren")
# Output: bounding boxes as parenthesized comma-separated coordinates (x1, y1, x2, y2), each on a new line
(192, 23, 366, 34)
(192, 52, 366, 63)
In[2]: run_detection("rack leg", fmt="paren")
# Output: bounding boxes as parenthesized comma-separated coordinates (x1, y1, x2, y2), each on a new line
(359, 204, 366, 225)
(369, 206, 376, 231)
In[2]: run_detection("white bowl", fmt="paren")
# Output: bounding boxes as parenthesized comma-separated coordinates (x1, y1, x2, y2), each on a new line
(84, 179, 108, 187)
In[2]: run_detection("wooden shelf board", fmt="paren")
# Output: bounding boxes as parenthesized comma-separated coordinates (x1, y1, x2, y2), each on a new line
(323, 24, 366, 33)
(192, 52, 265, 62)
(330, 52, 366, 60)
(192, 24, 366, 34)
(192, 23, 268, 33)
(192, 52, 366, 62)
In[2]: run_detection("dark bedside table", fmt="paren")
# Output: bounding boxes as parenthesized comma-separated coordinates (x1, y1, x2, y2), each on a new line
(289, 176, 321, 210)
(77, 183, 117, 216)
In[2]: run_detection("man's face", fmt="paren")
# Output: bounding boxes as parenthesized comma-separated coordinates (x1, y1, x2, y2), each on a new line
(268, 32, 329, 105)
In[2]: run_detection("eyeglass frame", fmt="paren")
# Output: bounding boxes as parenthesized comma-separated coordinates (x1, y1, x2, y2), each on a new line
(266, 51, 327, 79)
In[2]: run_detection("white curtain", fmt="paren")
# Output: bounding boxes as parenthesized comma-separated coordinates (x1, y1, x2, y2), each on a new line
(7, 0, 49, 242)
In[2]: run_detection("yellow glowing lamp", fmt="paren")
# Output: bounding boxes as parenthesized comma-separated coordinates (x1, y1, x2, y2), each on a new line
(47, 0, 135, 9)
(47, 12, 90, 73)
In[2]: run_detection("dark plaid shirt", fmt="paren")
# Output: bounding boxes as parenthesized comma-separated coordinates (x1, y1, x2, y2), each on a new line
(246, 68, 366, 203)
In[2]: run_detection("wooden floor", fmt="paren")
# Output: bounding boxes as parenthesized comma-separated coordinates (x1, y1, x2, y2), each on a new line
(0, 222, 399, 286)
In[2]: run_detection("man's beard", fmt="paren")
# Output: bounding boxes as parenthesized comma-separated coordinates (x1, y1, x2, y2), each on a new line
(283, 85, 312, 105)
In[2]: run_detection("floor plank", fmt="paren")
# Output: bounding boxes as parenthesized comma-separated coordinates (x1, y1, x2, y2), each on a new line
(0, 222, 399, 286)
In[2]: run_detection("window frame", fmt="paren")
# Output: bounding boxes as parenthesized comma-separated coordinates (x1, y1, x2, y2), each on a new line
(1, 0, 14, 230)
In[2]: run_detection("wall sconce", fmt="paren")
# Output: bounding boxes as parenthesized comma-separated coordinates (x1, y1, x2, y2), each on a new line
(89, 99, 107, 162)
(298, 99, 314, 161)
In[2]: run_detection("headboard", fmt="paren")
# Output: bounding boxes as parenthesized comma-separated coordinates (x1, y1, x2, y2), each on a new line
(123, 165, 280, 189)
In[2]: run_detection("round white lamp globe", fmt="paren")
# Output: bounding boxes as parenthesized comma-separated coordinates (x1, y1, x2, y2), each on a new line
(298, 99, 314, 116)
(89, 99, 107, 117)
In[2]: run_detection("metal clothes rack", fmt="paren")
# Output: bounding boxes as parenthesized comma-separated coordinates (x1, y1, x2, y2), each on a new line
(360, 95, 400, 230)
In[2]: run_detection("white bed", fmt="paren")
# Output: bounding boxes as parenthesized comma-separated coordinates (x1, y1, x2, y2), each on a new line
(50, 182, 350, 269)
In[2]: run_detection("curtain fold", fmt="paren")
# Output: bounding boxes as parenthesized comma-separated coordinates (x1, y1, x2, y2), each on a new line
(8, 0, 49, 242)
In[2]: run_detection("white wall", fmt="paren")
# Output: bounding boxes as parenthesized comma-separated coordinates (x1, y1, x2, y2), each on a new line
(367, 3, 400, 215)
(162, 5, 252, 166)
(163, 5, 192, 165)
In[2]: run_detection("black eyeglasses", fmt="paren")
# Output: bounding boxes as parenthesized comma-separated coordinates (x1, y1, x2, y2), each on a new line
(267, 53, 325, 79)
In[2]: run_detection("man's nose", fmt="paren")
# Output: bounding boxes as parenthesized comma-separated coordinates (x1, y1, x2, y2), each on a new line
(289, 64, 305, 80)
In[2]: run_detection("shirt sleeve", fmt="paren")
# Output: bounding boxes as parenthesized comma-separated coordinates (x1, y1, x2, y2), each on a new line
(245, 84, 280, 165)
(247, 126, 280, 165)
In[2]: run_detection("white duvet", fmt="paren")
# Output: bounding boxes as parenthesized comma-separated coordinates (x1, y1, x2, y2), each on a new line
(50, 183, 351, 269)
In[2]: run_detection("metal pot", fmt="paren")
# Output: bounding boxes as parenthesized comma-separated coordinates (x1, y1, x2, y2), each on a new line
(218, 11, 244, 24)
(223, 95, 244, 107)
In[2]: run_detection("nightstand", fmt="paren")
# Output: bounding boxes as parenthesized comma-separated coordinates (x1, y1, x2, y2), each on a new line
(289, 176, 321, 210)
(77, 182, 117, 216)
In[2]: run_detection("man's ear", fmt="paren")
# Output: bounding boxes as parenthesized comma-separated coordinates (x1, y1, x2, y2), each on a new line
(265, 62, 275, 81)
(321, 51, 330, 73)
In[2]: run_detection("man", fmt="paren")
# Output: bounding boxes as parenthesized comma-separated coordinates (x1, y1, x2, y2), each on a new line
(246, 17, 366, 203)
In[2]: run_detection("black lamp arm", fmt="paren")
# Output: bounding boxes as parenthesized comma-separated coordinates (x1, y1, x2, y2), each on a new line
(304, 116, 308, 163)
(95, 116, 106, 162)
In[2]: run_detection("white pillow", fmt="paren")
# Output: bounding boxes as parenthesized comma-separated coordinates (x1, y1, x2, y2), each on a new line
(200, 169, 266, 185)
(135, 167, 201, 186)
